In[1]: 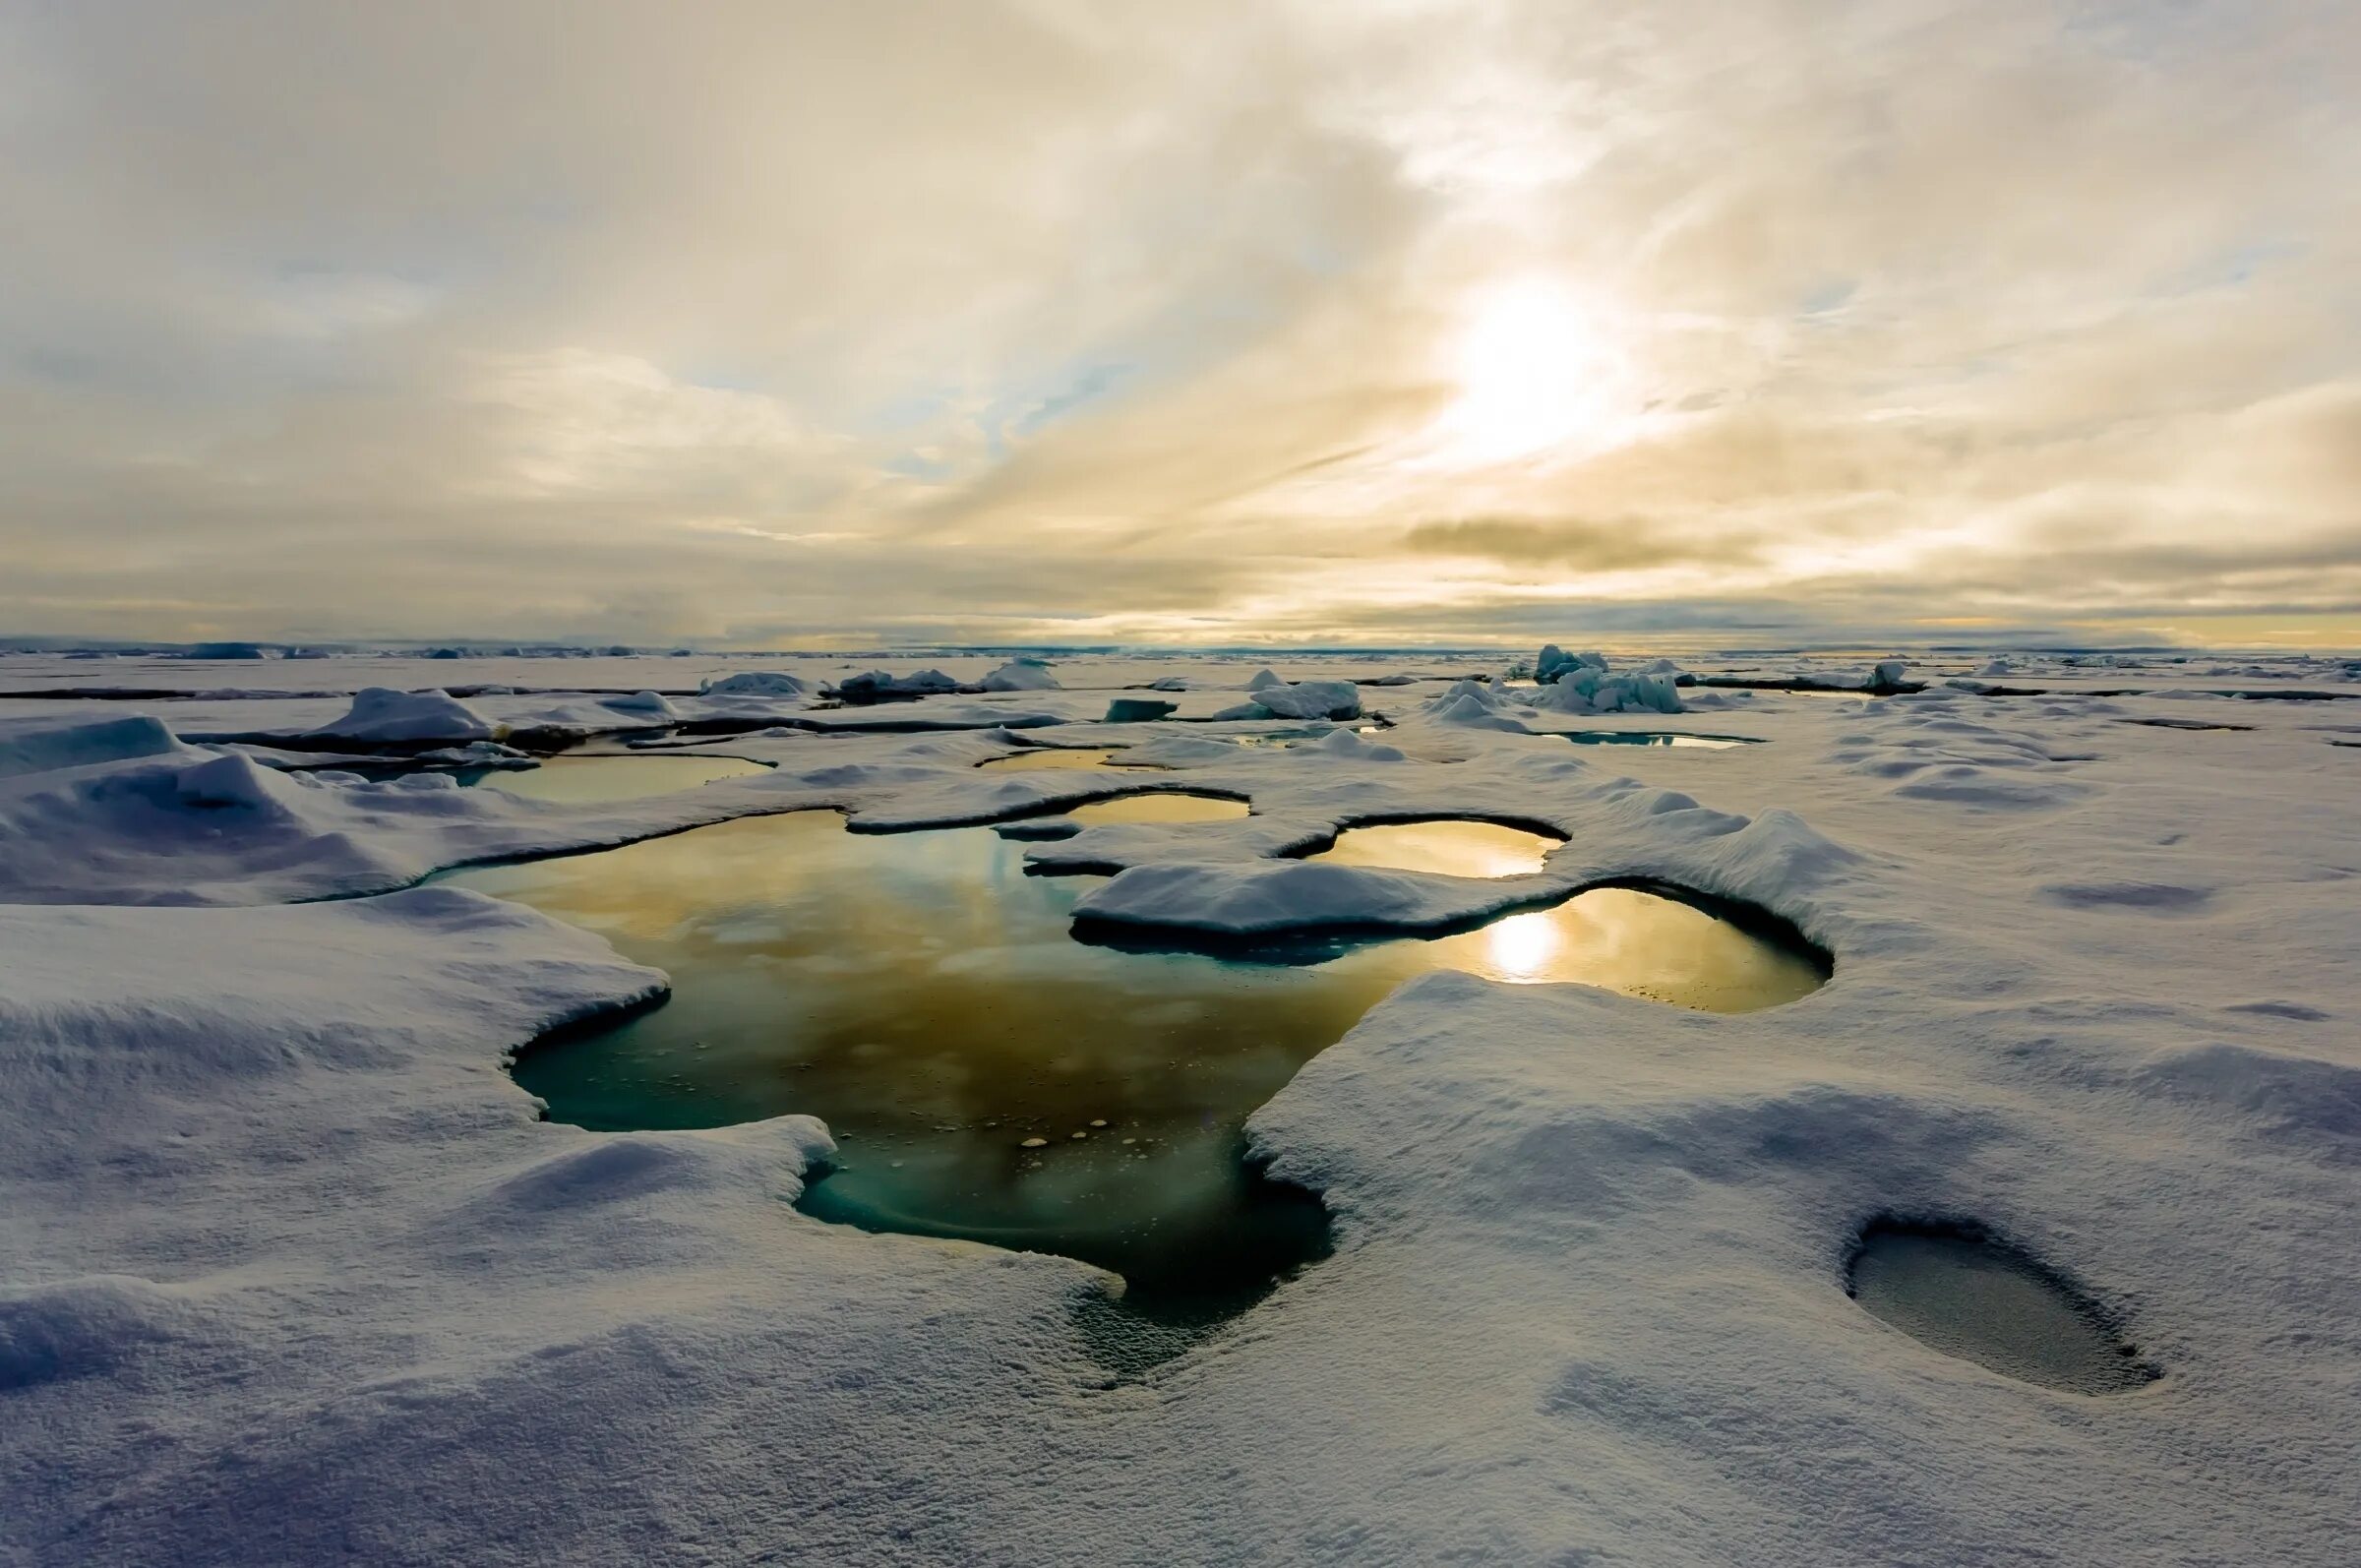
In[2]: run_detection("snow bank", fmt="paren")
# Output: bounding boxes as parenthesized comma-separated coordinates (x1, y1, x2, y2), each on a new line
(310, 687, 497, 744)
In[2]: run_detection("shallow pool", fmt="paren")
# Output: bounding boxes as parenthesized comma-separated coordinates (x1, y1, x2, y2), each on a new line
(1557, 732, 1754, 750)
(445, 811, 1824, 1349)
(1847, 1223, 2155, 1394)
(1309, 818, 1562, 877)
(1065, 792, 1247, 824)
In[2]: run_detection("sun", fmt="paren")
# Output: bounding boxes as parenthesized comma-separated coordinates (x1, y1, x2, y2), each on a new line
(1434, 277, 1620, 464)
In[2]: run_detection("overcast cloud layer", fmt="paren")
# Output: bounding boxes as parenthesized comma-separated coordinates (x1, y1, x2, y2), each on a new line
(3, 0, 2356, 647)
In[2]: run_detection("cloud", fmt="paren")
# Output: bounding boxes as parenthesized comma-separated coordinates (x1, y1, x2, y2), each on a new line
(0, 0, 2355, 645)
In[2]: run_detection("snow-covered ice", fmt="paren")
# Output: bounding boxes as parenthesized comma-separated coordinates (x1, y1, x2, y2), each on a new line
(310, 686, 498, 744)
(2, 648, 2359, 1565)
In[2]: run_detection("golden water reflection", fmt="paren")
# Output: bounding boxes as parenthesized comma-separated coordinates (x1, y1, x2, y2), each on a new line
(1309, 818, 1560, 877)
(1066, 792, 1248, 824)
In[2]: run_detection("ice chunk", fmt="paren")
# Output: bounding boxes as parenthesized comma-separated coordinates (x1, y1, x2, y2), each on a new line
(699, 671, 811, 697)
(830, 668, 965, 703)
(1250, 680, 1363, 721)
(1530, 656, 1685, 716)
(1536, 645, 1608, 684)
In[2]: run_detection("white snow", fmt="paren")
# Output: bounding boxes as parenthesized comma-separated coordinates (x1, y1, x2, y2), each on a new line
(602, 690, 679, 720)
(311, 686, 498, 744)
(0, 649, 2357, 1564)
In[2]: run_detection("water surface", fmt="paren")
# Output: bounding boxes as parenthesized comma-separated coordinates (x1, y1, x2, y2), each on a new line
(1065, 792, 1248, 825)
(1309, 819, 1561, 877)
(446, 812, 1822, 1346)
(1557, 732, 1753, 750)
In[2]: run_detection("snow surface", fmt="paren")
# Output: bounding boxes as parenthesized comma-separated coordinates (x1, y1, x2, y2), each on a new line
(2, 651, 2359, 1564)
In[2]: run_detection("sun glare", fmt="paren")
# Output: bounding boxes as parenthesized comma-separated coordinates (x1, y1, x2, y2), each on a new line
(1435, 277, 1620, 464)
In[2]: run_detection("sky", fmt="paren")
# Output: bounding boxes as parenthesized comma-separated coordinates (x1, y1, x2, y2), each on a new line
(2, 0, 2357, 649)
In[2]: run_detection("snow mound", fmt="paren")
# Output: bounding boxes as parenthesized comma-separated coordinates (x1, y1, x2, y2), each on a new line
(980, 658, 1060, 693)
(1421, 681, 1532, 731)
(1316, 728, 1406, 762)
(0, 1275, 217, 1391)
(603, 691, 679, 720)
(1246, 668, 1284, 691)
(311, 688, 497, 745)
(0, 714, 192, 780)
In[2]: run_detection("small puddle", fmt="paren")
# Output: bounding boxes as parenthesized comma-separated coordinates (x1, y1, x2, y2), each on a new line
(464, 754, 768, 804)
(1065, 792, 1248, 824)
(445, 812, 1822, 1362)
(1846, 1220, 2157, 1394)
(1559, 732, 1754, 750)
(1309, 818, 1562, 877)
